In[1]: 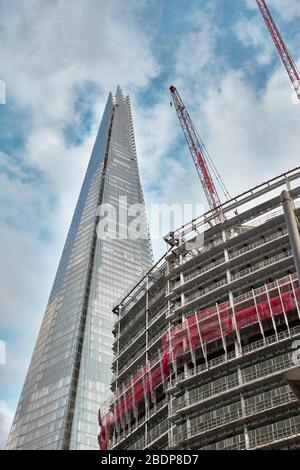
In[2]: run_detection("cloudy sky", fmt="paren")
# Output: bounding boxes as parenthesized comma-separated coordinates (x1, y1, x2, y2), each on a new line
(0, 0, 300, 448)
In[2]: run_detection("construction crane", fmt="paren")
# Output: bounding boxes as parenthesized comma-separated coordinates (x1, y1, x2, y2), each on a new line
(169, 85, 229, 224)
(256, 0, 300, 102)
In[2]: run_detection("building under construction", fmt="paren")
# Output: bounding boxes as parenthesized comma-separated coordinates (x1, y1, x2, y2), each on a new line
(97, 0, 300, 450)
(98, 167, 300, 450)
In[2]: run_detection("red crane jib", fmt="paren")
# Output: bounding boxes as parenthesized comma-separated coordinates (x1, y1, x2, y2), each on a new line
(256, 0, 300, 101)
(197, 152, 216, 195)
(169, 85, 221, 213)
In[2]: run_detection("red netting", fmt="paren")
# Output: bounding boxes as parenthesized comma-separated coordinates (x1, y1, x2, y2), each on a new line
(98, 279, 300, 449)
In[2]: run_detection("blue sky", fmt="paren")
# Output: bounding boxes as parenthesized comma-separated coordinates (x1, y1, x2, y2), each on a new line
(0, 0, 300, 447)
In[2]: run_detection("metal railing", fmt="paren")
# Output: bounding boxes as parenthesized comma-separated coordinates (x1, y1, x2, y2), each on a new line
(229, 229, 288, 260)
(172, 252, 295, 315)
(249, 420, 300, 448)
(201, 436, 246, 450)
(119, 308, 146, 341)
(173, 373, 240, 412)
(113, 399, 169, 448)
(173, 352, 295, 412)
(172, 408, 243, 445)
(125, 435, 145, 451)
(149, 398, 168, 418)
(233, 273, 298, 306)
(148, 289, 165, 309)
(148, 327, 168, 349)
(183, 257, 225, 284)
(245, 389, 295, 417)
(117, 346, 146, 378)
(113, 416, 146, 447)
(172, 388, 297, 445)
(242, 354, 291, 383)
(118, 305, 168, 352)
(147, 420, 169, 446)
(171, 236, 225, 270)
(168, 324, 300, 392)
(247, 199, 300, 231)
(148, 307, 168, 327)
(231, 250, 292, 282)
(173, 229, 289, 293)
(180, 279, 228, 308)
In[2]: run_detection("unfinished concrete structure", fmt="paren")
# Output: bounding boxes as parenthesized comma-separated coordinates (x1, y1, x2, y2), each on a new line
(99, 167, 300, 450)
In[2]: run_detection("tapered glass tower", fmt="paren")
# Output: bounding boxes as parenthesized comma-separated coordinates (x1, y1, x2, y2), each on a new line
(7, 87, 153, 450)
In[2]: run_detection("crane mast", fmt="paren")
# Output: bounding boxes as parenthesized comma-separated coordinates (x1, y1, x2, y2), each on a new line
(256, 0, 300, 101)
(169, 85, 224, 224)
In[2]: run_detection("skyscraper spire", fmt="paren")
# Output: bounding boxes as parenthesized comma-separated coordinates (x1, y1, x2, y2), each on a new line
(7, 88, 153, 450)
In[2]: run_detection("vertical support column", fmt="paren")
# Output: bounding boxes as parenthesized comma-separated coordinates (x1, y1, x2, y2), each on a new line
(223, 228, 241, 357)
(165, 259, 174, 450)
(182, 310, 190, 441)
(116, 388, 122, 437)
(130, 375, 137, 423)
(276, 279, 291, 338)
(116, 310, 121, 379)
(181, 291, 185, 308)
(186, 412, 191, 439)
(122, 382, 128, 424)
(252, 288, 266, 345)
(168, 325, 177, 382)
(265, 283, 279, 342)
(290, 274, 300, 321)
(281, 190, 300, 282)
(166, 264, 171, 297)
(230, 291, 242, 357)
(237, 364, 243, 387)
(216, 302, 227, 359)
(285, 176, 292, 194)
(180, 267, 184, 286)
(120, 384, 126, 433)
(179, 253, 185, 307)
(115, 310, 121, 441)
(186, 316, 196, 368)
(145, 275, 149, 446)
(166, 257, 171, 304)
(194, 311, 208, 369)
(240, 393, 250, 449)
(222, 228, 231, 284)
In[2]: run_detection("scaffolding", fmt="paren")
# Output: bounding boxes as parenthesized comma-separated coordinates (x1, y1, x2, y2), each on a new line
(99, 168, 300, 450)
(98, 273, 300, 449)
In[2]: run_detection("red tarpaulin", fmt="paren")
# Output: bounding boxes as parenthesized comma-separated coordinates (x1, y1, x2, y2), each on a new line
(98, 279, 300, 449)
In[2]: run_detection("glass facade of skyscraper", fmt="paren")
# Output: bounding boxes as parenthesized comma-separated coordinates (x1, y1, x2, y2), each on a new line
(6, 87, 153, 450)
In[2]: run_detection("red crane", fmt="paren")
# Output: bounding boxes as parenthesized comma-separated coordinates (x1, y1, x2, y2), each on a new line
(256, 0, 300, 101)
(170, 85, 228, 224)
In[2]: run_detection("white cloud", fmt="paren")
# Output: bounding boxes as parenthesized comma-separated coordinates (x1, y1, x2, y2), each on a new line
(135, 93, 178, 186)
(241, 0, 300, 65)
(133, 85, 207, 260)
(201, 68, 300, 199)
(173, 9, 220, 99)
(0, 0, 158, 296)
(134, 3, 300, 252)
(234, 17, 274, 65)
(1, 0, 300, 426)
(0, 0, 159, 414)
(0, 402, 13, 449)
(0, 0, 158, 123)
(165, 4, 300, 206)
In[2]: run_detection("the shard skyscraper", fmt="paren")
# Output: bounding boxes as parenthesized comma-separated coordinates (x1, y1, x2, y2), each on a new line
(7, 87, 153, 450)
